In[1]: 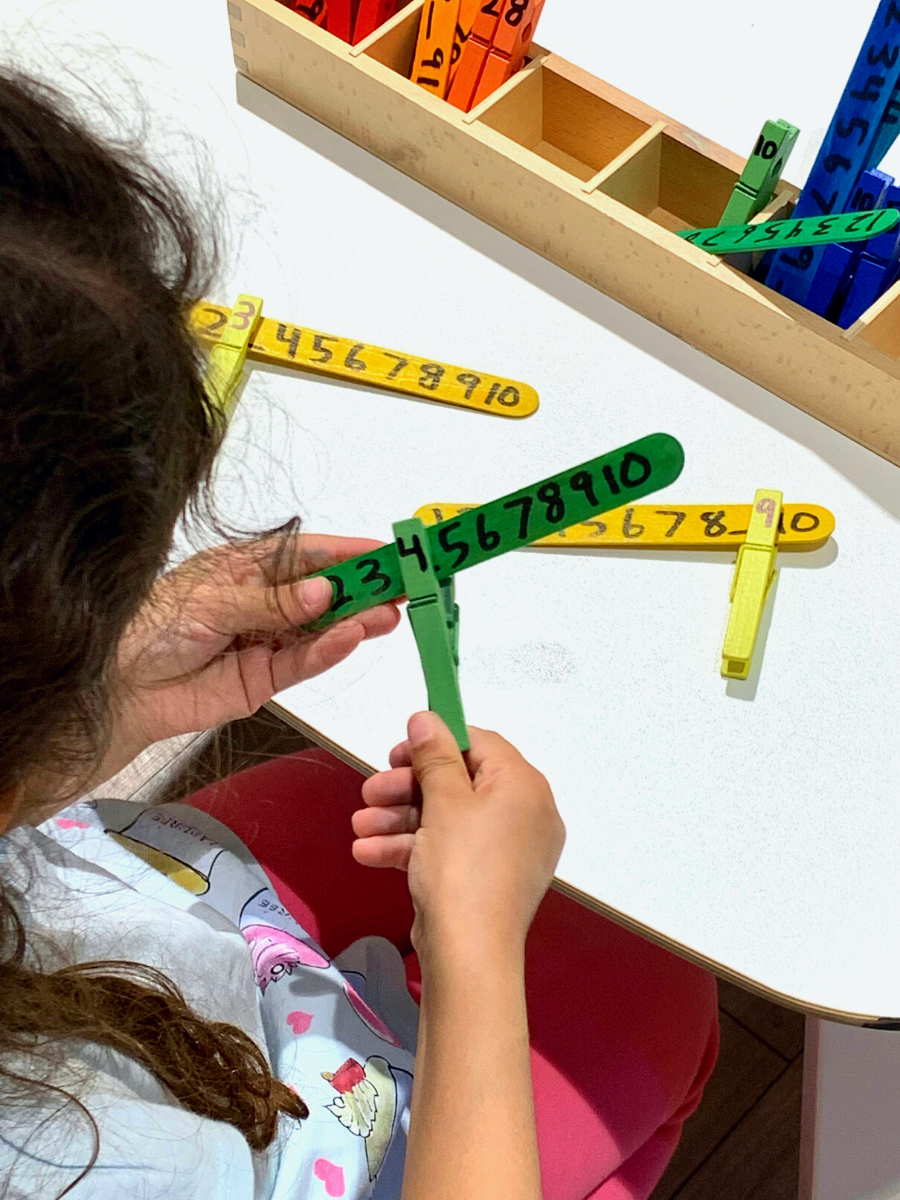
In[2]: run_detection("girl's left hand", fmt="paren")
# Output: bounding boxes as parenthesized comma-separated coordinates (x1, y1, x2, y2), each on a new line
(107, 533, 399, 770)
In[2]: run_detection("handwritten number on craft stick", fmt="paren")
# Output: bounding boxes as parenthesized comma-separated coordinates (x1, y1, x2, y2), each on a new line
(325, 574, 353, 612)
(457, 372, 481, 399)
(656, 510, 687, 537)
(202, 307, 227, 334)
(570, 470, 599, 508)
(503, 495, 533, 540)
(344, 343, 367, 371)
(418, 363, 445, 391)
(276, 323, 300, 359)
(311, 334, 337, 363)
(437, 521, 469, 570)
(791, 511, 820, 533)
(537, 482, 565, 523)
(396, 533, 428, 574)
(622, 507, 645, 538)
(476, 513, 501, 551)
(700, 510, 728, 538)
(384, 353, 409, 379)
(355, 557, 392, 595)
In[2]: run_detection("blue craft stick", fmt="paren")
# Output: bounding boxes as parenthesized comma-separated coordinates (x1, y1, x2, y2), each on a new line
(804, 167, 893, 315)
(763, 0, 900, 306)
(867, 79, 900, 170)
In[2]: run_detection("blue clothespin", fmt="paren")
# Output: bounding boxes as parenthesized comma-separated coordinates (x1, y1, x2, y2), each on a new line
(805, 168, 893, 318)
(838, 184, 900, 325)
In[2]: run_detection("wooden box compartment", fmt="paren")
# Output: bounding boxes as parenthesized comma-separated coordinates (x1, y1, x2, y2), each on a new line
(228, 0, 900, 466)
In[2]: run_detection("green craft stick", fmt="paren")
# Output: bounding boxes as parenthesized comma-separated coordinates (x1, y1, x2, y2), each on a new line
(393, 517, 469, 751)
(679, 208, 899, 256)
(306, 432, 685, 630)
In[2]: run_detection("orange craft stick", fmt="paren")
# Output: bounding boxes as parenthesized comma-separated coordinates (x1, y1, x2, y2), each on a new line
(289, 0, 328, 26)
(448, 0, 481, 88)
(469, 0, 544, 108)
(352, 0, 397, 43)
(327, 0, 356, 40)
(411, 0, 462, 98)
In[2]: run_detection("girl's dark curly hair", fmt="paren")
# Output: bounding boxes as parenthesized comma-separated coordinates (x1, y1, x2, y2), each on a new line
(0, 70, 306, 1196)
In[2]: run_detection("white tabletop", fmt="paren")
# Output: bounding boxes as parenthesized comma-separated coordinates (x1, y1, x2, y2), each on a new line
(14, 0, 900, 1020)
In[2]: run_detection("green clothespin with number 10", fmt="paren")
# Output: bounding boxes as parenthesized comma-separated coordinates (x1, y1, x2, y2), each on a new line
(393, 517, 469, 751)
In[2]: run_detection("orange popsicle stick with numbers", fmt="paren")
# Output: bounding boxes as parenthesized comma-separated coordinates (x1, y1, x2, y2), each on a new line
(447, 0, 504, 110)
(470, 0, 544, 108)
(326, 0, 356, 41)
(411, 0, 461, 99)
(289, 0, 328, 26)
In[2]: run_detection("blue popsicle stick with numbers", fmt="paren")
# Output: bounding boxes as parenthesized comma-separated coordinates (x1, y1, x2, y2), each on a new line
(305, 433, 685, 629)
(763, 0, 900, 307)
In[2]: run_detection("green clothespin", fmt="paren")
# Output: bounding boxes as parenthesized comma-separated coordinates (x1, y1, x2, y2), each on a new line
(393, 517, 469, 751)
(721, 119, 799, 226)
(204, 293, 263, 418)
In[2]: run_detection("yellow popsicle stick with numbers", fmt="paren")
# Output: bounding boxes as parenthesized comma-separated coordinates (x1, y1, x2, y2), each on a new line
(204, 294, 263, 417)
(415, 501, 834, 551)
(721, 489, 782, 681)
(192, 302, 538, 418)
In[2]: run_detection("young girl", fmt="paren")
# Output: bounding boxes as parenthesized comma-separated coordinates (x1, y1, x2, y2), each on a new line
(0, 70, 718, 1200)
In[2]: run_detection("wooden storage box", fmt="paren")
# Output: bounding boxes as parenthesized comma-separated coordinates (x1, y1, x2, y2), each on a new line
(227, 0, 900, 465)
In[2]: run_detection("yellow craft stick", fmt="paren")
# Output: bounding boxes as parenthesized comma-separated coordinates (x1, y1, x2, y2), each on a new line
(415, 500, 833, 552)
(721, 489, 783, 680)
(192, 302, 538, 418)
(412, 0, 461, 98)
(204, 294, 263, 417)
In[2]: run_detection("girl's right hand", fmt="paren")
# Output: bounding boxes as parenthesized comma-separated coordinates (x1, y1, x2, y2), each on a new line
(352, 712, 565, 965)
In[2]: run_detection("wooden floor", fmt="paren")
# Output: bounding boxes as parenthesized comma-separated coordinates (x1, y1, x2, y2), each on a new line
(651, 981, 804, 1200)
(106, 710, 805, 1200)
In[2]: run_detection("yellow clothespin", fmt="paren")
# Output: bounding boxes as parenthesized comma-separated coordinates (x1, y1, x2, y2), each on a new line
(721, 488, 783, 680)
(204, 293, 263, 418)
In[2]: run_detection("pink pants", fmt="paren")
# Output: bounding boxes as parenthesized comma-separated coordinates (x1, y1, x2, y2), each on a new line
(185, 749, 719, 1200)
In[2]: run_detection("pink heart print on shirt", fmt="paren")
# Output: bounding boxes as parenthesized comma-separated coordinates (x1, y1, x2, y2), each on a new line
(287, 1010, 313, 1035)
(313, 1158, 345, 1197)
(55, 818, 90, 830)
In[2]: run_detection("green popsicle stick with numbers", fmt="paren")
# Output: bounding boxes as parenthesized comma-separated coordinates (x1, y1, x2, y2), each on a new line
(306, 432, 685, 629)
(680, 208, 900, 256)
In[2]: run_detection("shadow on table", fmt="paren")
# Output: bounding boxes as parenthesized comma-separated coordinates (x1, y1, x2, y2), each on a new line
(236, 75, 900, 519)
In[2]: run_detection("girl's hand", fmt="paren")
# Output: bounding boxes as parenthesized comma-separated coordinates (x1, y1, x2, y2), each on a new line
(110, 534, 400, 765)
(352, 712, 565, 964)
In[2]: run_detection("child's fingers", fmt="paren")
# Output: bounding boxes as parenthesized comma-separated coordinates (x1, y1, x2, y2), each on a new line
(388, 740, 412, 769)
(351, 803, 420, 838)
(361, 767, 418, 808)
(352, 833, 415, 870)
